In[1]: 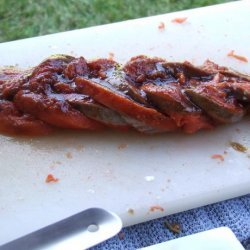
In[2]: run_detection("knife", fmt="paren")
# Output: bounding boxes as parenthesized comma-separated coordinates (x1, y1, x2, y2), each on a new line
(0, 208, 122, 250)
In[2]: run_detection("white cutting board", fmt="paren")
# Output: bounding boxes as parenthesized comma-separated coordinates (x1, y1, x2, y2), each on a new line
(0, 1, 250, 244)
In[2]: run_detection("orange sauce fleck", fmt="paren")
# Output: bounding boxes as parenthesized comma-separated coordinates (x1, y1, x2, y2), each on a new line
(150, 205, 164, 212)
(158, 22, 165, 30)
(108, 52, 115, 60)
(171, 17, 187, 23)
(227, 50, 248, 63)
(45, 174, 59, 183)
(211, 154, 224, 161)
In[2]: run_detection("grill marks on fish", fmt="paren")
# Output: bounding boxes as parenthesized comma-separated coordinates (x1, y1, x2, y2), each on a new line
(0, 54, 249, 136)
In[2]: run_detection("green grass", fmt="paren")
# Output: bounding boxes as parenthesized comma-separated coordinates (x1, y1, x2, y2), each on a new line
(0, 0, 233, 43)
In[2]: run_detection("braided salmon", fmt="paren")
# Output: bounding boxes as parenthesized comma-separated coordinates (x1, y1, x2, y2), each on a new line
(0, 55, 249, 136)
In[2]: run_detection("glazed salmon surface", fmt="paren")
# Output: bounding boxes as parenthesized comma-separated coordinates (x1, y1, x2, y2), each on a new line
(0, 54, 249, 136)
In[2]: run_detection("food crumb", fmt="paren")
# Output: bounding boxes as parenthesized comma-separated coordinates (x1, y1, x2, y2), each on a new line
(76, 145, 84, 151)
(108, 52, 115, 60)
(117, 143, 127, 150)
(211, 154, 224, 162)
(164, 221, 181, 234)
(230, 141, 248, 153)
(65, 152, 73, 159)
(158, 22, 165, 30)
(224, 151, 228, 155)
(149, 205, 164, 212)
(171, 17, 187, 23)
(118, 231, 125, 240)
(127, 208, 134, 215)
(45, 174, 59, 183)
(227, 50, 248, 63)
